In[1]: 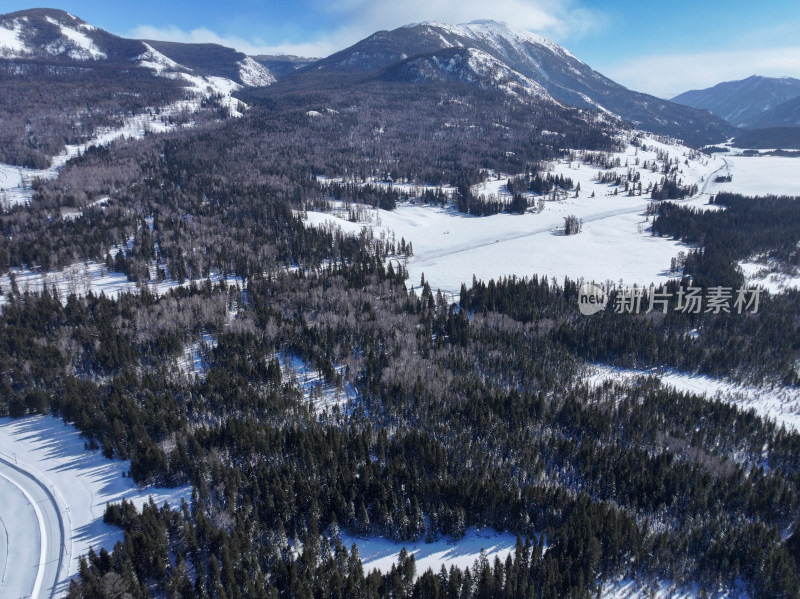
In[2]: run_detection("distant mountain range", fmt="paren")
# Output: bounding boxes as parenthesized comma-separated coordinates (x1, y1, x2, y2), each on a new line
(672, 75, 800, 129)
(0, 8, 274, 88)
(0, 8, 760, 148)
(300, 20, 735, 146)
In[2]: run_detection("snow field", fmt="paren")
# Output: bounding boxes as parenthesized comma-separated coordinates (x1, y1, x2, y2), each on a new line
(585, 365, 800, 431)
(706, 154, 800, 198)
(307, 135, 800, 296)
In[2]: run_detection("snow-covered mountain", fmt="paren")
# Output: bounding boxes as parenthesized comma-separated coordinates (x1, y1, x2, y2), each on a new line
(0, 8, 275, 88)
(672, 75, 800, 128)
(379, 47, 554, 101)
(303, 19, 735, 145)
(0, 11, 736, 145)
(748, 95, 800, 129)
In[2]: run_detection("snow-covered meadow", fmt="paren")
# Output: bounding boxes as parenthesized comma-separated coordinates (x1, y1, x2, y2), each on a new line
(306, 136, 800, 296)
(306, 136, 715, 294)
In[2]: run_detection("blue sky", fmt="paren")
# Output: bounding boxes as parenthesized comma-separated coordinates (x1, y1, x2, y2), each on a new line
(4, 0, 800, 97)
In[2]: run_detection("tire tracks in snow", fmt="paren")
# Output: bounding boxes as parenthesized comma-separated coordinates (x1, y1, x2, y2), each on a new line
(413, 204, 651, 266)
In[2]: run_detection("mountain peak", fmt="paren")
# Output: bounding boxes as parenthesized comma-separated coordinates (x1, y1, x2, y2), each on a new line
(403, 19, 575, 60)
(0, 7, 106, 60)
(2, 7, 85, 23)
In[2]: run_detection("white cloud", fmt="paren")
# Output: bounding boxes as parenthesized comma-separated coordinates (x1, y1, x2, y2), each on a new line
(127, 24, 343, 57)
(606, 46, 800, 98)
(321, 0, 604, 39)
(127, 0, 606, 58)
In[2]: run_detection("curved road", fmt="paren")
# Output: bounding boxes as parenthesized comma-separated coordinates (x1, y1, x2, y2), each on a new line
(0, 456, 65, 599)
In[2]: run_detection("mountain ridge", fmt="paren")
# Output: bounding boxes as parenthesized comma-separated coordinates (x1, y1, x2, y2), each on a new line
(0, 8, 275, 87)
(1, 10, 736, 146)
(299, 19, 735, 145)
(672, 75, 800, 128)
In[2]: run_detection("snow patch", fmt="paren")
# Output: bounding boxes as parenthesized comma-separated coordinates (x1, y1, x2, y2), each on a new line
(135, 42, 183, 74)
(278, 353, 357, 415)
(739, 255, 800, 293)
(0, 20, 27, 57)
(585, 365, 800, 432)
(44, 16, 106, 60)
(343, 527, 518, 577)
(237, 56, 275, 87)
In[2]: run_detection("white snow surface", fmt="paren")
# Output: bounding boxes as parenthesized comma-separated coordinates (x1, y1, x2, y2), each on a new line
(463, 48, 550, 99)
(0, 19, 27, 56)
(343, 528, 518, 577)
(136, 42, 183, 74)
(0, 415, 190, 596)
(410, 19, 577, 62)
(459, 19, 578, 61)
(44, 16, 106, 60)
(704, 154, 800, 198)
(238, 56, 275, 87)
(585, 365, 800, 432)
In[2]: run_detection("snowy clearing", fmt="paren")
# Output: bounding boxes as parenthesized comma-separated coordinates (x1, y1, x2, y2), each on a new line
(278, 353, 358, 415)
(585, 365, 800, 432)
(306, 136, 800, 297)
(739, 258, 800, 293)
(706, 154, 800, 198)
(0, 257, 241, 310)
(343, 528, 518, 577)
(0, 416, 191, 597)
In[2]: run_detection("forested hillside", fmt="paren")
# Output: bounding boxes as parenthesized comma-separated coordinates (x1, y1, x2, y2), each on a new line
(1, 12, 799, 599)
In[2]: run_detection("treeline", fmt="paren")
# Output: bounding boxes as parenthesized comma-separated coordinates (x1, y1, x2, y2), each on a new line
(464, 274, 800, 384)
(654, 192, 800, 288)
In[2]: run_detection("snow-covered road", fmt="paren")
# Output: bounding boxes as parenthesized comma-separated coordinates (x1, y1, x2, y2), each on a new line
(0, 455, 66, 599)
(0, 416, 191, 598)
